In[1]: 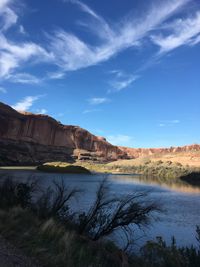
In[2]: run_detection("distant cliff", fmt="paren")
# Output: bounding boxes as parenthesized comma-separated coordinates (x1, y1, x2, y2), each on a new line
(119, 144, 200, 159)
(0, 102, 126, 165)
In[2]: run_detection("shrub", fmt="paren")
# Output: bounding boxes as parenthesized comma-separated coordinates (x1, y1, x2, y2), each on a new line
(37, 164, 91, 174)
(137, 233, 200, 267)
(0, 178, 36, 209)
(31, 180, 80, 220)
(77, 179, 160, 244)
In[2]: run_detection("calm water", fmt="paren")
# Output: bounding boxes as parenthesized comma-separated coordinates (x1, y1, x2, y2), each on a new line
(0, 169, 200, 249)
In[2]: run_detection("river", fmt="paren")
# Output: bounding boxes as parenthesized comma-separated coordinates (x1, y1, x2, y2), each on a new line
(0, 169, 200, 249)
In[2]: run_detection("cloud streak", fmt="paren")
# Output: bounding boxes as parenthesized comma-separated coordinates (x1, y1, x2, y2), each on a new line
(159, 119, 180, 127)
(6, 73, 42, 84)
(49, 0, 190, 72)
(0, 0, 18, 32)
(0, 34, 52, 78)
(1, 0, 199, 85)
(151, 11, 200, 53)
(88, 97, 109, 105)
(12, 95, 41, 111)
(109, 70, 139, 91)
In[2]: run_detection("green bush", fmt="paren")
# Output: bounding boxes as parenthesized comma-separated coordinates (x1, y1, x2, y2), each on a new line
(37, 164, 91, 174)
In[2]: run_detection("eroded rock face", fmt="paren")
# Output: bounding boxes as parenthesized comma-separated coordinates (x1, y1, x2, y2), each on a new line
(0, 102, 126, 165)
(119, 144, 200, 159)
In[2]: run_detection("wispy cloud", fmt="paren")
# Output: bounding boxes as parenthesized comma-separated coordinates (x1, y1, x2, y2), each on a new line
(47, 71, 65, 80)
(6, 73, 42, 84)
(109, 70, 139, 91)
(0, 0, 18, 32)
(0, 34, 52, 78)
(0, 1, 52, 78)
(106, 134, 134, 146)
(88, 97, 109, 105)
(49, 0, 189, 72)
(0, 0, 197, 83)
(151, 11, 200, 53)
(0, 86, 7, 93)
(83, 108, 101, 114)
(12, 95, 41, 111)
(19, 25, 26, 35)
(159, 119, 180, 127)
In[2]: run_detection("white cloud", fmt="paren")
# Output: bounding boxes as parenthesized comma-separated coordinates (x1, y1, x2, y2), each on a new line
(50, 0, 189, 72)
(151, 11, 200, 53)
(47, 71, 65, 80)
(83, 108, 100, 114)
(88, 97, 109, 105)
(0, 34, 52, 78)
(0, 0, 196, 83)
(0, 0, 18, 32)
(36, 108, 47, 114)
(12, 95, 41, 111)
(0, 1, 53, 78)
(7, 73, 42, 84)
(0, 86, 7, 93)
(19, 25, 26, 34)
(109, 70, 139, 91)
(158, 119, 180, 127)
(106, 134, 134, 146)
(171, 119, 180, 123)
(190, 34, 200, 46)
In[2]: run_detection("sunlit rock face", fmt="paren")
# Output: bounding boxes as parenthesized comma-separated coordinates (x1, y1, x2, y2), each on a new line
(119, 144, 200, 159)
(0, 102, 127, 165)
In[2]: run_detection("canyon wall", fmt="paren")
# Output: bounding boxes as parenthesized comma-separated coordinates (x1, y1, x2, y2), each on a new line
(0, 102, 126, 165)
(0, 101, 199, 166)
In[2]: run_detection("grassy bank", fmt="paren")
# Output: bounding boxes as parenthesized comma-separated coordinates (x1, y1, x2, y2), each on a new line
(0, 208, 122, 267)
(106, 159, 200, 179)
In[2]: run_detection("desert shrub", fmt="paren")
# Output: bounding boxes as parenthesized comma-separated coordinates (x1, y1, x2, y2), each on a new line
(137, 232, 200, 267)
(77, 179, 160, 243)
(31, 180, 80, 220)
(0, 178, 36, 209)
(37, 164, 91, 174)
(156, 160, 163, 165)
(175, 162, 183, 167)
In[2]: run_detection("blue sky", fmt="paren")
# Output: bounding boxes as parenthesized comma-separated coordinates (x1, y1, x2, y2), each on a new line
(0, 0, 200, 148)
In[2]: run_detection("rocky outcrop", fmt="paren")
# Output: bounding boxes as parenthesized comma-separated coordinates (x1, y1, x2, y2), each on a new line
(119, 144, 200, 159)
(0, 102, 126, 165)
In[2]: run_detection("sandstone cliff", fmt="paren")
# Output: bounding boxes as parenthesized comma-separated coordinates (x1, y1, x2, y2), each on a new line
(1, 102, 199, 166)
(119, 144, 200, 159)
(0, 102, 126, 165)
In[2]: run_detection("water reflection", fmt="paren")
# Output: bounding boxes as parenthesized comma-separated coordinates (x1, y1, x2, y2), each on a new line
(109, 174, 200, 194)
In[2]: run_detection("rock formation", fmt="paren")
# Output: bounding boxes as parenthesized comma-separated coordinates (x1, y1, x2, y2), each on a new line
(0, 102, 126, 165)
(0, 101, 199, 166)
(119, 144, 200, 159)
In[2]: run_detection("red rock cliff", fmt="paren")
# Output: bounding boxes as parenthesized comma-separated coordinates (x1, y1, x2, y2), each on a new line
(119, 144, 200, 159)
(0, 102, 126, 165)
